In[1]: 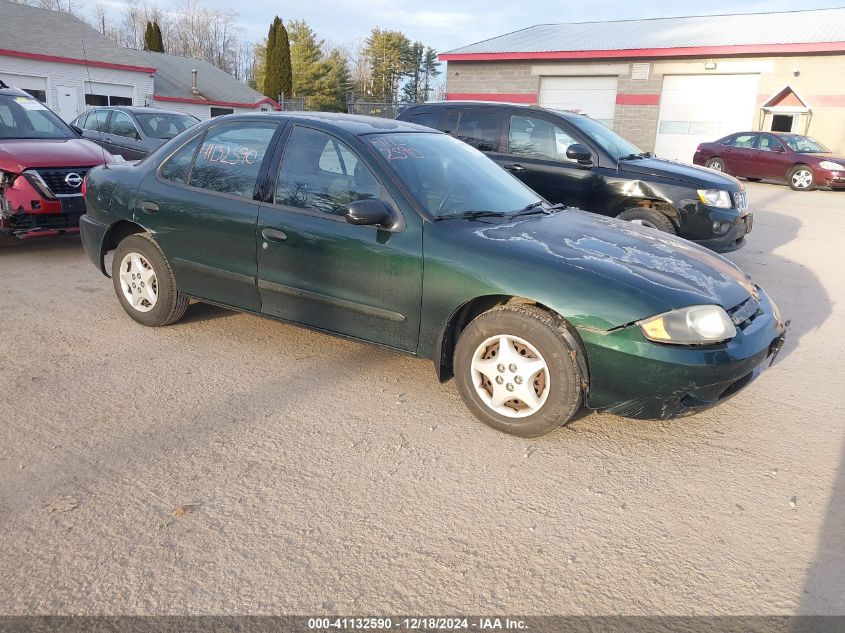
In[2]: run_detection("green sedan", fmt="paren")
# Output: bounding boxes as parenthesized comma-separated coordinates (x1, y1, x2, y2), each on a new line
(80, 113, 787, 437)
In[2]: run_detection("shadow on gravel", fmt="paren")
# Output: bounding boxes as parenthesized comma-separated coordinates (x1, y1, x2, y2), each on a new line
(0, 235, 82, 255)
(799, 434, 845, 614)
(726, 210, 831, 362)
(179, 301, 236, 324)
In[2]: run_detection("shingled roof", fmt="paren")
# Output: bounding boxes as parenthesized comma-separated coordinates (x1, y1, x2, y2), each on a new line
(441, 8, 845, 60)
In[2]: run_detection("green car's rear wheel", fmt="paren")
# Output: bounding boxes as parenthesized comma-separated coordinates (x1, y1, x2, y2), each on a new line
(454, 304, 583, 437)
(111, 233, 188, 327)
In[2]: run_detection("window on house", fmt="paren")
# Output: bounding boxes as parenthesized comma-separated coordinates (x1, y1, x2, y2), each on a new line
(22, 89, 47, 103)
(85, 94, 132, 107)
(210, 107, 235, 117)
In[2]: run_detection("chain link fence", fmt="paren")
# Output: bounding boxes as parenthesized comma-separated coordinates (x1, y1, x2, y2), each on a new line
(346, 101, 415, 119)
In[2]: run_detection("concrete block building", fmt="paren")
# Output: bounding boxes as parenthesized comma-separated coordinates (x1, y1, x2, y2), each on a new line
(441, 8, 845, 160)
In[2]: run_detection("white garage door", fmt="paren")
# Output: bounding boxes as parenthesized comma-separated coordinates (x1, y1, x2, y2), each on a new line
(654, 74, 760, 163)
(0, 72, 47, 102)
(539, 76, 618, 127)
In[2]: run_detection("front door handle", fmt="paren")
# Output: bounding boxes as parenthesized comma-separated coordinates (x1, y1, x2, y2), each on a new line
(140, 201, 159, 213)
(503, 163, 526, 172)
(261, 227, 288, 242)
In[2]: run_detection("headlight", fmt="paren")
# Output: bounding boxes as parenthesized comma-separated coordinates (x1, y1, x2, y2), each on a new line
(638, 305, 737, 345)
(819, 160, 845, 170)
(697, 189, 733, 208)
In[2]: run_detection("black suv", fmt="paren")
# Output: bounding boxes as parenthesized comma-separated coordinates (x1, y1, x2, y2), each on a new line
(397, 102, 752, 252)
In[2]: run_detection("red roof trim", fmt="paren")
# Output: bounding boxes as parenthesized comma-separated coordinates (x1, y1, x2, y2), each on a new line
(153, 94, 280, 109)
(440, 41, 845, 62)
(0, 48, 156, 73)
(446, 92, 537, 103)
(616, 93, 660, 105)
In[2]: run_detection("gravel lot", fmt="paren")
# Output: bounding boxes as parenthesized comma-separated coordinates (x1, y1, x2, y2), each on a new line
(1, 182, 843, 615)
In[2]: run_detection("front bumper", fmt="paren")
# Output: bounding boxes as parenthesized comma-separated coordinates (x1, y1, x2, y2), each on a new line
(818, 169, 845, 189)
(79, 213, 110, 274)
(1, 174, 85, 239)
(679, 200, 752, 253)
(580, 287, 787, 419)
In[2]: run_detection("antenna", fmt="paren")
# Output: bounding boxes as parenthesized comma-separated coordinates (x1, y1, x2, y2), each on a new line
(81, 39, 110, 169)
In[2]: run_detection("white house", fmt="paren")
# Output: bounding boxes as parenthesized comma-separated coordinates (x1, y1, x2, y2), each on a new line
(0, 0, 277, 122)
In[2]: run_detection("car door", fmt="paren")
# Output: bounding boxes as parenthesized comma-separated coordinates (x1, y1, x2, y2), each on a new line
(79, 109, 111, 152)
(138, 119, 281, 311)
(752, 134, 789, 180)
(721, 133, 758, 176)
(256, 124, 423, 351)
(105, 110, 147, 160)
(498, 112, 595, 209)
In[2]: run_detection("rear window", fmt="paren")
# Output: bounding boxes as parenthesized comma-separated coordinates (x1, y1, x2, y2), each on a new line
(408, 111, 440, 129)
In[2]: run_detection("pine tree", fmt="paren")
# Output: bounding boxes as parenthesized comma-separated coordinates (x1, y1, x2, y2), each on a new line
(142, 21, 155, 51)
(263, 17, 282, 99)
(277, 20, 293, 100)
(363, 28, 412, 103)
(152, 21, 164, 53)
(288, 20, 323, 99)
(311, 48, 351, 112)
(421, 47, 441, 102)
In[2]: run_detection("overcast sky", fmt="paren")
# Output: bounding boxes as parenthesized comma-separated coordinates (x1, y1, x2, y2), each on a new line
(99, 0, 845, 52)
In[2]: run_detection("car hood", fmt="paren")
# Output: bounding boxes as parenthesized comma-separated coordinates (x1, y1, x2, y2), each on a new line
(0, 138, 108, 172)
(470, 209, 757, 313)
(800, 152, 845, 165)
(620, 156, 743, 190)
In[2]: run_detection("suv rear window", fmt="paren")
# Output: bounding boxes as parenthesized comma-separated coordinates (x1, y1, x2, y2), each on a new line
(408, 111, 440, 129)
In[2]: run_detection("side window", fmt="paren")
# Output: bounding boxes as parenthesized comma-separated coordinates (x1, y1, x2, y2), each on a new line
(441, 111, 459, 135)
(456, 111, 501, 152)
(756, 135, 781, 151)
(84, 110, 109, 133)
(727, 134, 757, 148)
(160, 135, 202, 184)
(109, 111, 137, 139)
(276, 126, 380, 217)
(508, 115, 578, 162)
(408, 111, 440, 129)
(75, 113, 89, 128)
(188, 122, 277, 198)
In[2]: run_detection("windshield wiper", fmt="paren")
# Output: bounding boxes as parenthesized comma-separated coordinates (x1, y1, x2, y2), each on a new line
(434, 210, 508, 221)
(618, 151, 652, 161)
(512, 201, 568, 218)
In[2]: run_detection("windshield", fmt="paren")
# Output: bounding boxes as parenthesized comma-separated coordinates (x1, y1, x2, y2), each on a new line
(0, 94, 74, 140)
(367, 132, 542, 219)
(566, 114, 643, 160)
(779, 134, 829, 153)
(136, 112, 200, 140)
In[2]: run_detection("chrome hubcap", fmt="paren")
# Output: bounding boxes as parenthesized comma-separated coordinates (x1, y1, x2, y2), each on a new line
(119, 252, 158, 312)
(470, 334, 550, 418)
(792, 170, 812, 188)
(708, 161, 723, 171)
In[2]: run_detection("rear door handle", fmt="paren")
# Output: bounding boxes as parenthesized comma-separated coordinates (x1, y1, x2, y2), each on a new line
(140, 201, 159, 213)
(503, 163, 526, 172)
(261, 227, 288, 242)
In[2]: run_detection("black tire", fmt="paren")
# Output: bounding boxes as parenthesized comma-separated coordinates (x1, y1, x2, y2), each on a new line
(705, 157, 726, 172)
(111, 233, 188, 327)
(788, 164, 815, 191)
(616, 208, 677, 234)
(453, 304, 584, 437)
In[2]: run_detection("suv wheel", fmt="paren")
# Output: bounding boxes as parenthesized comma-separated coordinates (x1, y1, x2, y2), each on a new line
(454, 305, 584, 437)
(112, 233, 189, 326)
(616, 208, 677, 234)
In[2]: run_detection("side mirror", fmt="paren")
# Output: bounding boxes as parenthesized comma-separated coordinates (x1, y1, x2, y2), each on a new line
(566, 143, 593, 166)
(345, 199, 392, 227)
(69, 124, 83, 137)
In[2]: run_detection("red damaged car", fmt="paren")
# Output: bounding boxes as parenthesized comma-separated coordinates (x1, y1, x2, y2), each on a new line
(693, 131, 845, 192)
(1, 82, 110, 239)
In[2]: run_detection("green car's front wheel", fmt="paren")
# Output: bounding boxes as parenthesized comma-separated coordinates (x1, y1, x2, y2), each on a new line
(111, 233, 188, 327)
(454, 304, 584, 437)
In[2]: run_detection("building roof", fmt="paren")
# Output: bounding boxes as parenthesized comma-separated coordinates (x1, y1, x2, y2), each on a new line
(441, 8, 845, 61)
(0, 0, 275, 109)
(0, 0, 154, 72)
(136, 51, 275, 108)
